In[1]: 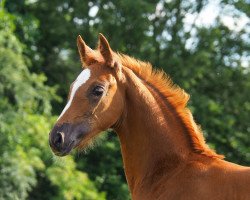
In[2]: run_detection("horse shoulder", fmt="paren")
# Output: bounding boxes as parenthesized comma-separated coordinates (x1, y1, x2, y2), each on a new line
(180, 158, 250, 200)
(149, 157, 250, 200)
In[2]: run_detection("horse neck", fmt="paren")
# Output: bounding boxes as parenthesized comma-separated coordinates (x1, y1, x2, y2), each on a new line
(115, 67, 193, 193)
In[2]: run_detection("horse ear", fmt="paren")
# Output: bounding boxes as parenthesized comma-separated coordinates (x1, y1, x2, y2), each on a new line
(77, 35, 94, 68)
(98, 33, 114, 67)
(98, 33, 123, 80)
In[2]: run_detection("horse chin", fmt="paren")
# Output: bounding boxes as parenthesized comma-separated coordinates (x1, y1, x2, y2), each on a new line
(74, 131, 99, 151)
(75, 136, 92, 150)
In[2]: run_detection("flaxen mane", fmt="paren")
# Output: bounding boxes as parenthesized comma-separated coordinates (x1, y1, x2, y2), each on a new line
(117, 53, 223, 159)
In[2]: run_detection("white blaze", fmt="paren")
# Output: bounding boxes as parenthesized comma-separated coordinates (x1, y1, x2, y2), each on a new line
(57, 69, 91, 121)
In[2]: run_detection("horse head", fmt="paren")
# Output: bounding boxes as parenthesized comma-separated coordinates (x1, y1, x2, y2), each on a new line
(49, 34, 125, 156)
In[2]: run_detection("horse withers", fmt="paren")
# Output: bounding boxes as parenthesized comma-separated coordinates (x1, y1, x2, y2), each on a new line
(49, 34, 250, 200)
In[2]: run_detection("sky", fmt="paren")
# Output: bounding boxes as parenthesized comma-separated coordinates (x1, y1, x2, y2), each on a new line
(184, 0, 249, 31)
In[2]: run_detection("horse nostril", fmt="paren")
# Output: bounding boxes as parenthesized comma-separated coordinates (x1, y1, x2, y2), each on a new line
(54, 132, 65, 147)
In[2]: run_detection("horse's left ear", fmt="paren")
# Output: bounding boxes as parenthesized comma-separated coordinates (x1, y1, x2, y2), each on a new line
(98, 33, 115, 67)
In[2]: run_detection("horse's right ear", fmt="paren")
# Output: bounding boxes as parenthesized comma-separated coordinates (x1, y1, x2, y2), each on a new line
(77, 35, 95, 68)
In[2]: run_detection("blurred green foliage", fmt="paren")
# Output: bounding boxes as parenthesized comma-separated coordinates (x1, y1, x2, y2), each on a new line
(0, 0, 249, 199)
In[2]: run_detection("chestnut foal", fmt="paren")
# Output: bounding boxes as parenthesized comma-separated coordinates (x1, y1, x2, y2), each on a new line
(49, 34, 250, 200)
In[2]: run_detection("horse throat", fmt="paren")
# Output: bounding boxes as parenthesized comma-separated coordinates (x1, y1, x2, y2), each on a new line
(114, 67, 193, 194)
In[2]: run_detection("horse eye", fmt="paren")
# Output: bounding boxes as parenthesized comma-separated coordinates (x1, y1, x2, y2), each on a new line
(92, 86, 104, 97)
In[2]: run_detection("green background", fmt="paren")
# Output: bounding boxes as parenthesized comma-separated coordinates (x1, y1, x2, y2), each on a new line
(0, 0, 249, 199)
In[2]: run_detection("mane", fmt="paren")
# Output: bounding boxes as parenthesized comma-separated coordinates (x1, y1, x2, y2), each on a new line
(117, 53, 224, 159)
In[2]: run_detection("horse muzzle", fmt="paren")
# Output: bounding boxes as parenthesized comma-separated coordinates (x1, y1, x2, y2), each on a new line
(49, 122, 89, 156)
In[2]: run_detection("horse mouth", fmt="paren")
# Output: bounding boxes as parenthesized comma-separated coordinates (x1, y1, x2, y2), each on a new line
(51, 139, 82, 157)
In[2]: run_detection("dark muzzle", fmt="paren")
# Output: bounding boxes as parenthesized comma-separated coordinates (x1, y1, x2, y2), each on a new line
(49, 122, 89, 156)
